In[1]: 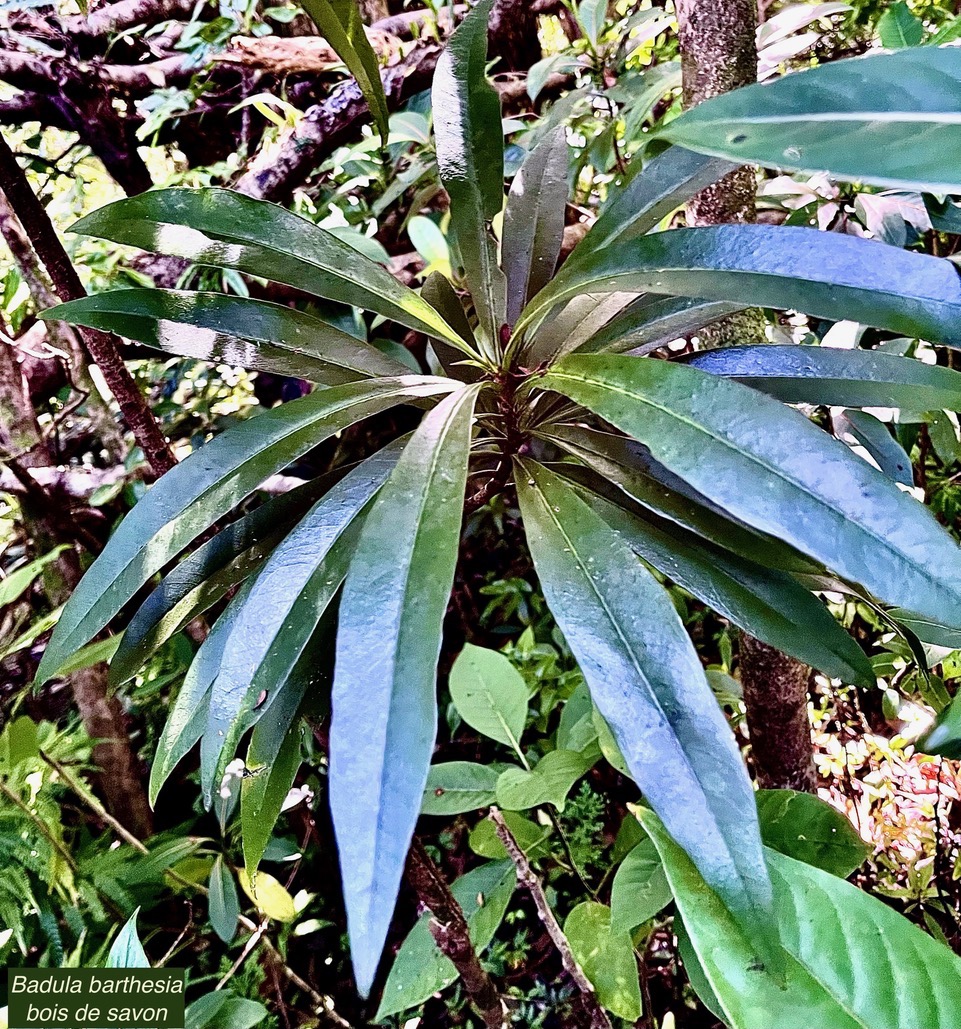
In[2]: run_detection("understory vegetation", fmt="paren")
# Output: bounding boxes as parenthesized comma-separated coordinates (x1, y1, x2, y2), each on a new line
(6, 1, 961, 1027)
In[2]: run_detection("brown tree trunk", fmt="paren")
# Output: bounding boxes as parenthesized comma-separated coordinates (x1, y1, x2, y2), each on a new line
(676, 0, 817, 794)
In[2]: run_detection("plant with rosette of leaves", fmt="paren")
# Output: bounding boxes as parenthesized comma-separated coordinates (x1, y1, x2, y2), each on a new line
(36, 8, 961, 1019)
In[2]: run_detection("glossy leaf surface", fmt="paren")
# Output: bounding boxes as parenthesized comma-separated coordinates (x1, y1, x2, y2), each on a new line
(45, 290, 409, 383)
(542, 356, 961, 627)
(330, 384, 481, 996)
(517, 225, 961, 346)
(70, 189, 470, 350)
(571, 480, 873, 685)
(687, 345, 961, 409)
(503, 127, 569, 324)
(432, 0, 506, 345)
(37, 376, 455, 684)
(644, 809, 961, 1029)
(516, 459, 775, 959)
(661, 46, 961, 193)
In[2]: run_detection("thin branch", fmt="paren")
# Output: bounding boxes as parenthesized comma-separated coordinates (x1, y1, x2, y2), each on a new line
(489, 807, 613, 1029)
(0, 130, 176, 478)
(405, 839, 507, 1028)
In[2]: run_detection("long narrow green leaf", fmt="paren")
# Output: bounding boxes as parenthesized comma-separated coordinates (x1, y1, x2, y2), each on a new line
(111, 477, 331, 685)
(149, 578, 254, 806)
(200, 442, 405, 803)
(44, 290, 409, 383)
(575, 294, 742, 355)
(516, 225, 961, 345)
(329, 383, 482, 996)
(515, 459, 777, 966)
(432, 0, 506, 347)
(687, 345, 961, 410)
(568, 477, 873, 685)
(836, 410, 913, 487)
(36, 376, 457, 684)
(660, 46, 961, 194)
(541, 425, 818, 574)
(70, 189, 472, 352)
(503, 127, 569, 325)
(566, 146, 736, 264)
(644, 808, 961, 1029)
(300, 0, 389, 142)
(541, 355, 961, 627)
(421, 271, 482, 381)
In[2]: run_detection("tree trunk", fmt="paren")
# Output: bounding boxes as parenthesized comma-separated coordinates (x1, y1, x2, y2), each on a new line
(676, 0, 817, 794)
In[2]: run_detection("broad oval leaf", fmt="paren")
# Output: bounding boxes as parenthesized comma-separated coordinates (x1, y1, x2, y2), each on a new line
(563, 902, 642, 1022)
(660, 46, 961, 194)
(609, 838, 673, 933)
(495, 749, 590, 812)
(757, 789, 868, 878)
(687, 345, 961, 410)
(515, 459, 776, 962)
(375, 860, 515, 1021)
(541, 356, 961, 628)
(448, 642, 529, 749)
(44, 290, 410, 383)
(36, 376, 456, 684)
(516, 225, 961, 346)
(503, 127, 569, 324)
(69, 189, 472, 352)
(237, 868, 296, 922)
(421, 761, 499, 816)
(643, 808, 961, 1029)
(432, 0, 506, 348)
(329, 383, 482, 996)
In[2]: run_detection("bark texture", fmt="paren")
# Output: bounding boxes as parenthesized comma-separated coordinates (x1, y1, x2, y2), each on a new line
(676, 0, 817, 792)
(740, 634, 818, 792)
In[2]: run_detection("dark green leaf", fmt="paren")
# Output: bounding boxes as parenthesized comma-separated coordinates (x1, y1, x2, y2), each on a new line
(569, 478, 873, 686)
(329, 384, 481, 996)
(609, 838, 672, 933)
(432, 0, 506, 347)
(208, 857, 240, 944)
(660, 47, 961, 193)
(503, 127, 569, 324)
(375, 860, 515, 1020)
(687, 345, 961, 410)
(299, 0, 389, 142)
(36, 376, 456, 684)
(200, 443, 404, 802)
(421, 271, 481, 380)
(541, 356, 961, 627)
(877, 2, 923, 48)
(918, 691, 961, 758)
(515, 459, 776, 961)
(421, 761, 499, 815)
(242, 702, 306, 876)
(69, 189, 471, 350)
(835, 409, 913, 487)
(574, 294, 742, 356)
(149, 578, 254, 806)
(111, 477, 329, 685)
(44, 290, 409, 383)
(517, 225, 961, 345)
(644, 808, 961, 1029)
(757, 789, 868, 878)
(542, 425, 818, 574)
(566, 146, 736, 265)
